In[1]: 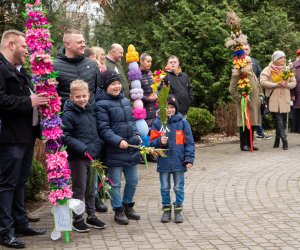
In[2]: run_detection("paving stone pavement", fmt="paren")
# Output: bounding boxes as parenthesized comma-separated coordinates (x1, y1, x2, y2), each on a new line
(2, 133, 300, 250)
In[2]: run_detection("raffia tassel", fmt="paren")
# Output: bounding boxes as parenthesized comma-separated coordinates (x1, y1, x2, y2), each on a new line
(225, 38, 237, 48)
(226, 11, 240, 29)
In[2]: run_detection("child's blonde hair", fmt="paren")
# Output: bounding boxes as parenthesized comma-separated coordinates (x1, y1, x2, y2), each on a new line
(70, 79, 89, 94)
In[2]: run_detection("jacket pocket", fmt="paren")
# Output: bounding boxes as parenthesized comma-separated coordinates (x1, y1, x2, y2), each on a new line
(176, 130, 185, 145)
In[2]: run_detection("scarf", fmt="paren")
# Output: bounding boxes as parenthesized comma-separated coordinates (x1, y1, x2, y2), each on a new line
(270, 63, 284, 83)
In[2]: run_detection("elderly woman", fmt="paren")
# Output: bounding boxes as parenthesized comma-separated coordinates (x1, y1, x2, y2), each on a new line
(260, 51, 296, 150)
(229, 56, 262, 151)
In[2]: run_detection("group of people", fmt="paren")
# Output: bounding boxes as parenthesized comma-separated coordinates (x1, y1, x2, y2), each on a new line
(0, 28, 195, 249)
(230, 43, 298, 151)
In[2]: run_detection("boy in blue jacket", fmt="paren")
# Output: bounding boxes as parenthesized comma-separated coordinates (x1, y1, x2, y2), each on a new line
(95, 69, 141, 225)
(62, 80, 106, 232)
(150, 95, 195, 223)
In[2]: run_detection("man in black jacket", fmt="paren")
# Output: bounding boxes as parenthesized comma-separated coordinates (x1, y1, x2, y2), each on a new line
(164, 55, 193, 117)
(54, 29, 101, 107)
(54, 29, 107, 212)
(0, 30, 49, 249)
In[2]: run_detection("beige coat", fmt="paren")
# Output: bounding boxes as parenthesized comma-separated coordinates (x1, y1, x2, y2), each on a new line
(260, 66, 296, 113)
(229, 71, 262, 127)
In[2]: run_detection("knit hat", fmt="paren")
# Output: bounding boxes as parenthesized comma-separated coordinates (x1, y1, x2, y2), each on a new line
(296, 49, 300, 56)
(167, 95, 178, 113)
(101, 69, 121, 90)
(272, 51, 286, 63)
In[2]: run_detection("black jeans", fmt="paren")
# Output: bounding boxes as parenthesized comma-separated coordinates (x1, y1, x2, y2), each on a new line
(0, 141, 35, 234)
(272, 113, 287, 140)
(70, 159, 96, 221)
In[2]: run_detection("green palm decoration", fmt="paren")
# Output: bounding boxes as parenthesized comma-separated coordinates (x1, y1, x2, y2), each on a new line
(158, 85, 170, 132)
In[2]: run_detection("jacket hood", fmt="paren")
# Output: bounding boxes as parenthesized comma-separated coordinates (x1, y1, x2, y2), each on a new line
(95, 87, 124, 101)
(167, 113, 183, 124)
(57, 46, 85, 63)
(63, 99, 93, 113)
(156, 113, 183, 124)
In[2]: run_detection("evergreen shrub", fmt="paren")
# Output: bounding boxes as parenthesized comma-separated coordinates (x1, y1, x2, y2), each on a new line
(187, 107, 215, 141)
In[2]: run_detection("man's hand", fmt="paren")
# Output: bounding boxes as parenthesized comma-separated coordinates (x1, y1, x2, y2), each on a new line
(30, 92, 50, 107)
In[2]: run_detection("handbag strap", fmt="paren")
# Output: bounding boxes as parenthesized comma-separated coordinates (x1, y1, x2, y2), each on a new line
(263, 88, 274, 97)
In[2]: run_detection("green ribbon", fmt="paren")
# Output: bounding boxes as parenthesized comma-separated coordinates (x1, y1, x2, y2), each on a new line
(241, 97, 246, 131)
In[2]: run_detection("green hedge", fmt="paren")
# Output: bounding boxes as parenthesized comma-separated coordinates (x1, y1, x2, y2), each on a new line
(187, 107, 215, 141)
(25, 159, 47, 201)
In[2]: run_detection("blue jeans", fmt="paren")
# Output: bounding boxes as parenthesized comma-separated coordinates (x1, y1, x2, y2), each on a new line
(108, 165, 138, 209)
(159, 171, 185, 206)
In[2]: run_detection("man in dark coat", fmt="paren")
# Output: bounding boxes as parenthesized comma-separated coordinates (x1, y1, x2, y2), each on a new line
(53, 29, 102, 107)
(54, 29, 107, 212)
(0, 30, 48, 249)
(164, 55, 193, 117)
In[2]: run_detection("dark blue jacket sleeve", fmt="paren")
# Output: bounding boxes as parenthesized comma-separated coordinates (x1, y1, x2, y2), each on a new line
(95, 103, 123, 148)
(62, 112, 88, 156)
(183, 120, 195, 164)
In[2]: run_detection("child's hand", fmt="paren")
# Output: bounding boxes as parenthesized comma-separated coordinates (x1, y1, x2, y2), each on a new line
(161, 136, 168, 145)
(119, 140, 128, 149)
(186, 163, 193, 169)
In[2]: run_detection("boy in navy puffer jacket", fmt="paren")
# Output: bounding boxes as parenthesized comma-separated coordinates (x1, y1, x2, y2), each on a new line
(95, 69, 141, 225)
(62, 80, 106, 233)
(150, 95, 195, 223)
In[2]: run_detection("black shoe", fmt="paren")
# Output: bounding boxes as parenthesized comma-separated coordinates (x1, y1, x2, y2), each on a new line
(72, 219, 90, 233)
(282, 140, 288, 150)
(161, 205, 171, 223)
(174, 204, 183, 223)
(0, 232, 25, 248)
(273, 137, 280, 148)
(114, 208, 129, 225)
(241, 145, 251, 151)
(253, 146, 259, 151)
(86, 215, 106, 229)
(15, 224, 46, 236)
(123, 203, 140, 220)
(95, 197, 108, 213)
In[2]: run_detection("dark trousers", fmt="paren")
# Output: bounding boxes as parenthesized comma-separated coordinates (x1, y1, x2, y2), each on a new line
(0, 141, 34, 234)
(292, 109, 300, 133)
(70, 159, 96, 221)
(272, 113, 287, 140)
(239, 126, 256, 148)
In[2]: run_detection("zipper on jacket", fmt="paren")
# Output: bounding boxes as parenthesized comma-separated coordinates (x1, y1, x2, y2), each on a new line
(86, 112, 95, 158)
(169, 129, 173, 172)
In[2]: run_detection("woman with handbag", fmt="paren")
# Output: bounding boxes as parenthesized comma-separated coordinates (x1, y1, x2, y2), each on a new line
(260, 51, 296, 150)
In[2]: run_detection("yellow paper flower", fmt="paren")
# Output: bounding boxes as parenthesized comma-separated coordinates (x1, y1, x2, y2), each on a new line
(126, 44, 139, 63)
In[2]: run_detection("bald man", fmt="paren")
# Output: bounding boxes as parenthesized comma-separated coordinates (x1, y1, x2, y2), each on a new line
(105, 43, 129, 98)
(54, 29, 101, 106)
(0, 29, 48, 248)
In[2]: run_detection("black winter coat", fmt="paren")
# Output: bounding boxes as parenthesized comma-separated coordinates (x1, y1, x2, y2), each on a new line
(62, 100, 104, 160)
(95, 88, 140, 168)
(140, 69, 158, 127)
(0, 53, 37, 143)
(165, 70, 193, 116)
(53, 47, 101, 106)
